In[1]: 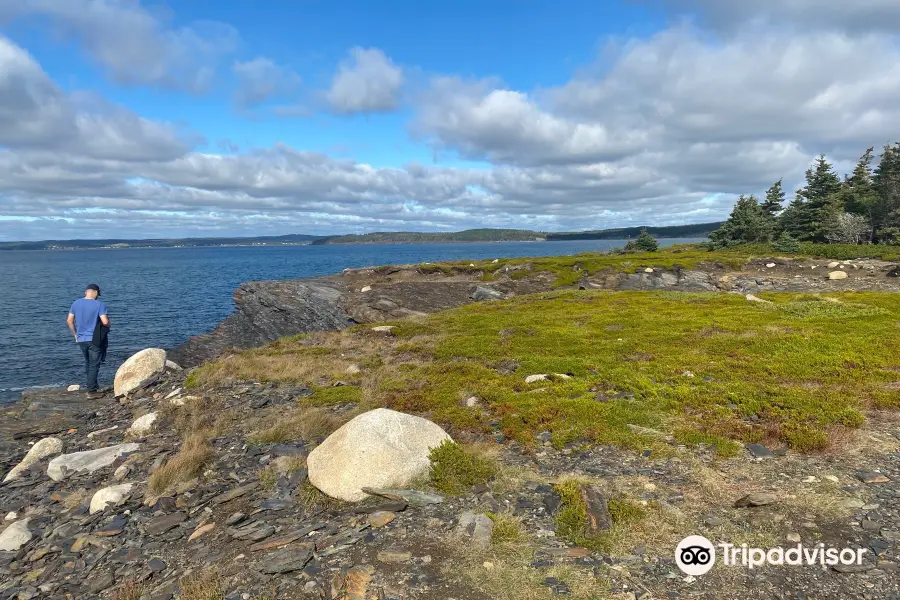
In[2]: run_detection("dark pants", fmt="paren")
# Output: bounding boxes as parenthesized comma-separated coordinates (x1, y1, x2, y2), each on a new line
(78, 342, 102, 392)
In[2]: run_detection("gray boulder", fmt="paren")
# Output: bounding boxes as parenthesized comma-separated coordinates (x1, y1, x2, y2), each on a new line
(0, 519, 32, 551)
(470, 285, 506, 301)
(3, 437, 63, 482)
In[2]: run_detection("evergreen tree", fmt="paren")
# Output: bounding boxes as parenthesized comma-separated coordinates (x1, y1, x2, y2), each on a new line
(772, 231, 800, 253)
(623, 228, 659, 252)
(793, 155, 842, 241)
(761, 179, 785, 218)
(874, 143, 900, 243)
(709, 194, 773, 247)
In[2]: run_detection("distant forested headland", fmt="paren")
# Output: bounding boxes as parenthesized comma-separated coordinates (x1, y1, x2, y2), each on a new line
(0, 224, 722, 251)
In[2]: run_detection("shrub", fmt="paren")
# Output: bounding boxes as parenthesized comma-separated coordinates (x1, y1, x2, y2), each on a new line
(487, 512, 524, 544)
(148, 433, 214, 495)
(623, 228, 659, 253)
(772, 232, 801, 253)
(428, 441, 497, 495)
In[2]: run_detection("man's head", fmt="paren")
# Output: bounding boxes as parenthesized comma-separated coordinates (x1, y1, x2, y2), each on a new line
(85, 283, 101, 299)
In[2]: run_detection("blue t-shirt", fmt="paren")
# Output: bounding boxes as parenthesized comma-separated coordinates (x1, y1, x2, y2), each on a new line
(69, 298, 108, 342)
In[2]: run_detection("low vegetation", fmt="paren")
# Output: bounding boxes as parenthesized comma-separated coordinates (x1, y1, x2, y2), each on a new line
(247, 406, 346, 445)
(428, 440, 498, 495)
(179, 569, 225, 600)
(554, 480, 648, 553)
(148, 433, 214, 496)
(188, 280, 900, 455)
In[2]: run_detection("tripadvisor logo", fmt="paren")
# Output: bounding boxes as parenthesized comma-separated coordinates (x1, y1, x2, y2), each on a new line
(676, 535, 716, 576)
(675, 535, 869, 575)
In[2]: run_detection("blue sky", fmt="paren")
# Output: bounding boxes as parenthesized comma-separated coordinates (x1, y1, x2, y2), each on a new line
(1, 0, 900, 240)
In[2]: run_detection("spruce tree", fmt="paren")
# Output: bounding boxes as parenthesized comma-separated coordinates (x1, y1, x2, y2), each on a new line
(761, 179, 785, 218)
(709, 194, 773, 247)
(794, 155, 842, 241)
(874, 143, 900, 243)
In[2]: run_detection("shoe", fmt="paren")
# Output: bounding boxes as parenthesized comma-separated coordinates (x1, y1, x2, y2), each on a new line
(86, 391, 105, 400)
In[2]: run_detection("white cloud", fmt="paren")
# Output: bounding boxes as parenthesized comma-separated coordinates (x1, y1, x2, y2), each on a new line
(4, 5, 900, 240)
(232, 57, 301, 109)
(652, 0, 900, 34)
(0, 0, 239, 92)
(326, 47, 404, 115)
(0, 36, 190, 161)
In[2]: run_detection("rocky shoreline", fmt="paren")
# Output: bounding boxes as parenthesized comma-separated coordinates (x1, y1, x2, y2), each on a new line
(1, 366, 898, 599)
(169, 256, 900, 367)
(2, 254, 899, 599)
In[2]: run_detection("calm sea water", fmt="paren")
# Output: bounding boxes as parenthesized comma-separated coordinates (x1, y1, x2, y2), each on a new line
(0, 238, 703, 402)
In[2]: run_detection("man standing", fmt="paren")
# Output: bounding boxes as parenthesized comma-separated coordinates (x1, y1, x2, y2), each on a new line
(67, 284, 110, 399)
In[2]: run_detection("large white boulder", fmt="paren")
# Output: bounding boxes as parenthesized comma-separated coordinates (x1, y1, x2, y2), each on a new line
(47, 443, 140, 482)
(127, 412, 158, 437)
(114, 348, 166, 396)
(828, 271, 848, 280)
(90, 484, 134, 514)
(307, 408, 452, 502)
(3, 437, 64, 482)
(0, 519, 32, 551)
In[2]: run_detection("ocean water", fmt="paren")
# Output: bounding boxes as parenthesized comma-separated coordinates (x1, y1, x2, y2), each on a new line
(0, 238, 704, 402)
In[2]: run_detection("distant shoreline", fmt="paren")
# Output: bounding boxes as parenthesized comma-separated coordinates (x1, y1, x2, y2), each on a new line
(0, 223, 723, 252)
(0, 237, 709, 251)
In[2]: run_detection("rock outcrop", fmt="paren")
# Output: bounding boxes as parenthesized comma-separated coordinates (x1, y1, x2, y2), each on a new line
(3, 436, 63, 482)
(114, 348, 167, 396)
(307, 408, 452, 502)
(47, 443, 140, 482)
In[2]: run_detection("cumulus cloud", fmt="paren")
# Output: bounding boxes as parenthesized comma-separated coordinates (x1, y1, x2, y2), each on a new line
(4, 6, 900, 240)
(651, 0, 900, 34)
(0, 36, 191, 161)
(326, 47, 404, 115)
(232, 57, 301, 109)
(414, 25, 900, 200)
(0, 0, 239, 92)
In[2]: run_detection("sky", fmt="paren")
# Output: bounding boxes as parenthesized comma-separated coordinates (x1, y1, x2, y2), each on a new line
(2, 1, 900, 241)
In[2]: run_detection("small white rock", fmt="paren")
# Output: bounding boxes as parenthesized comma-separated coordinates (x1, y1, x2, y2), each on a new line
(828, 271, 848, 280)
(745, 294, 770, 303)
(525, 374, 549, 383)
(766, 263, 776, 268)
(346, 364, 361, 375)
(4, 512, 17, 521)
(114, 465, 131, 481)
(491, 259, 499, 263)
(0, 519, 31, 551)
(360, 285, 372, 293)
(825, 475, 840, 483)
(682, 370, 695, 378)
(644, 267, 654, 273)
(371, 325, 395, 333)
(165, 388, 183, 400)
(787, 533, 802, 543)
(165, 360, 183, 371)
(87, 426, 118, 439)
(127, 412, 158, 437)
(469, 263, 475, 267)
(827, 261, 840, 269)
(90, 484, 134, 514)
(67, 384, 81, 392)
(464, 396, 480, 407)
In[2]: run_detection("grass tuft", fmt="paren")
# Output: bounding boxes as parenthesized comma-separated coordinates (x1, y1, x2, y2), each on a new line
(148, 433, 214, 496)
(429, 440, 498, 495)
(179, 569, 225, 600)
(488, 512, 525, 545)
(248, 406, 345, 445)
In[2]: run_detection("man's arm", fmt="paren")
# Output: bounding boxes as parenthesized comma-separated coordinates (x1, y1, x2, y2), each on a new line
(100, 314, 110, 327)
(67, 313, 77, 341)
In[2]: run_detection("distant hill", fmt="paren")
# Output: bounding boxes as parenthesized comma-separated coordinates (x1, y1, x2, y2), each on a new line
(546, 222, 722, 241)
(0, 223, 718, 250)
(311, 229, 545, 245)
(0, 234, 324, 251)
